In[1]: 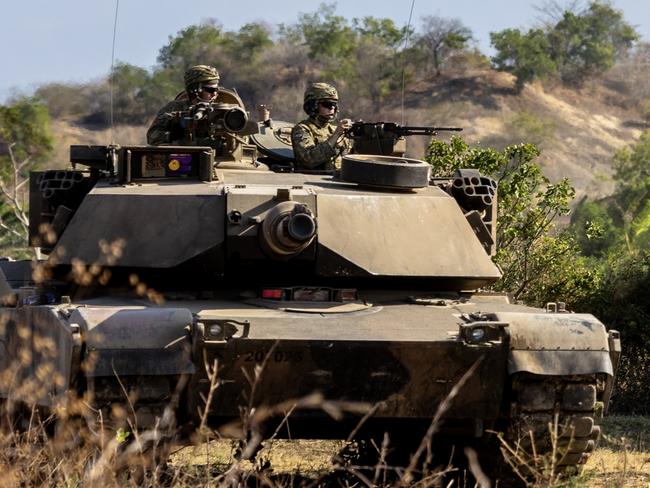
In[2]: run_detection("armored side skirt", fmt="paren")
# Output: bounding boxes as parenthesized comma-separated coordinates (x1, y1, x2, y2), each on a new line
(191, 338, 508, 438)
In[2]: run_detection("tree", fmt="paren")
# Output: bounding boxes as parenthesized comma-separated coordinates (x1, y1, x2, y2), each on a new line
(569, 198, 618, 257)
(35, 83, 89, 119)
(220, 22, 273, 63)
(157, 21, 223, 71)
(609, 131, 650, 252)
(491, 1, 639, 88)
(345, 17, 408, 109)
(110, 62, 153, 125)
(548, 2, 639, 84)
(0, 98, 52, 164)
(425, 136, 581, 303)
(353, 16, 407, 49)
(490, 28, 556, 90)
(417, 16, 472, 77)
(296, 3, 356, 63)
(533, 0, 585, 27)
(0, 98, 53, 255)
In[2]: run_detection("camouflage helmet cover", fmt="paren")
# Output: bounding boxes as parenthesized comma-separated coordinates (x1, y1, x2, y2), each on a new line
(303, 82, 339, 103)
(184, 65, 220, 89)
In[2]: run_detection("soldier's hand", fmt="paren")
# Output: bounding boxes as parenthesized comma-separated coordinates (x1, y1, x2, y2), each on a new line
(334, 119, 353, 137)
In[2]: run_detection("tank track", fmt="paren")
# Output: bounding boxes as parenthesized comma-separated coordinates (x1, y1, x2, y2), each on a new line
(505, 374, 603, 479)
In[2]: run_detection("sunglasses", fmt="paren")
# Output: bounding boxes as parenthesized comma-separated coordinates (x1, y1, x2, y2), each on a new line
(319, 101, 338, 109)
(202, 85, 219, 94)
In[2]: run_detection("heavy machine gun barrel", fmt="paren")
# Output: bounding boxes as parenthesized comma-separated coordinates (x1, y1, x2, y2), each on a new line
(348, 122, 463, 137)
(346, 121, 463, 156)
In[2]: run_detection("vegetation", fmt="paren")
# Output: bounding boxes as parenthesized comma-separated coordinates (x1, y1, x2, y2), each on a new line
(0, 98, 52, 255)
(563, 132, 650, 414)
(2, 408, 650, 486)
(31, 4, 481, 125)
(505, 111, 557, 146)
(425, 136, 594, 305)
(491, 28, 557, 90)
(423, 129, 650, 414)
(415, 16, 473, 77)
(491, 1, 639, 89)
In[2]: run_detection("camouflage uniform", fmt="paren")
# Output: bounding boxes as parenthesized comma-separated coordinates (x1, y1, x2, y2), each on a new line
(147, 65, 220, 146)
(291, 117, 352, 170)
(291, 82, 352, 170)
(146, 99, 191, 145)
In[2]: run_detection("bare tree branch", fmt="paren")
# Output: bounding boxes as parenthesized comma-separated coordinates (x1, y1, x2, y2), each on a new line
(417, 16, 472, 77)
(0, 141, 30, 239)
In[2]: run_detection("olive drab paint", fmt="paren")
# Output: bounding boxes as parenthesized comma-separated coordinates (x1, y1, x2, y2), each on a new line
(0, 88, 619, 480)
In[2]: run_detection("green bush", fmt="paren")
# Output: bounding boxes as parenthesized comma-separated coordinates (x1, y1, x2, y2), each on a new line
(425, 136, 582, 304)
(570, 251, 650, 413)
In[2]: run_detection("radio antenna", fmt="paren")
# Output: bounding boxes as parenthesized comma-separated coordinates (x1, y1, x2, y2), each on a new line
(109, 0, 120, 144)
(400, 0, 416, 125)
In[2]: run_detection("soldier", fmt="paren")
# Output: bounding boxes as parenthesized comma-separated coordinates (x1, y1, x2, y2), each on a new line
(146, 65, 221, 145)
(291, 83, 353, 171)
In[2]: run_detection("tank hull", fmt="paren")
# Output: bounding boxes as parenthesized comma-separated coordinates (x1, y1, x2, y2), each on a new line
(0, 292, 615, 445)
(0, 144, 619, 478)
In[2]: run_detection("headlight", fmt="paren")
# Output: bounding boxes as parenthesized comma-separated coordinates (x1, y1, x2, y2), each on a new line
(470, 327, 486, 342)
(208, 324, 223, 337)
(460, 321, 508, 345)
(200, 319, 250, 341)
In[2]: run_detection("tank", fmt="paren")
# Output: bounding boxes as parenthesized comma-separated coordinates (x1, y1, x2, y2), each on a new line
(0, 91, 620, 482)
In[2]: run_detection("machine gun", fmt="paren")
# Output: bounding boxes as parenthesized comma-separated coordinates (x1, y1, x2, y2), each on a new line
(347, 121, 463, 156)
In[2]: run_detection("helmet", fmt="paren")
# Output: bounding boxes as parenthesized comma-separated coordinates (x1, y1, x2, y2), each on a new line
(184, 65, 220, 90)
(303, 82, 338, 116)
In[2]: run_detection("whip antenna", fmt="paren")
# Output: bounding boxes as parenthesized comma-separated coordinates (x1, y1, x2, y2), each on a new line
(109, 0, 120, 144)
(400, 0, 416, 125)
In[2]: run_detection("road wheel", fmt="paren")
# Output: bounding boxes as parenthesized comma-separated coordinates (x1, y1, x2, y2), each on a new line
(501, 374, 603, 483)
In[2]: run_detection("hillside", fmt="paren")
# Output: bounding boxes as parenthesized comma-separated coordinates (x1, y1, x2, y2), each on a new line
(399, 69, 642, 198)
(49, 68, 642, 199)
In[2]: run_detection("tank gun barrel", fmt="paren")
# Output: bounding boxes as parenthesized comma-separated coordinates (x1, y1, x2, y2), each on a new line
(260, 202, 317, 258)
(286, 212, 317, 242)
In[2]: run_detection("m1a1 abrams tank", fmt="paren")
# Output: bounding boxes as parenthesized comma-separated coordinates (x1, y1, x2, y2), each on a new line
(0, 93, 619, 482)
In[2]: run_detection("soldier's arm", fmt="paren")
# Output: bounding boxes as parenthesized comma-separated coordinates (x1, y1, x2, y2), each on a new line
(291, 124, 338, 169)
(339, 133, 353, 156)
(331, 119, 352, 156)
(147, 103, 182, 145)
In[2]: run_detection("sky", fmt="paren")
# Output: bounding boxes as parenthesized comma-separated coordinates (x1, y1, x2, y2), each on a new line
(0, 0, 648, 103)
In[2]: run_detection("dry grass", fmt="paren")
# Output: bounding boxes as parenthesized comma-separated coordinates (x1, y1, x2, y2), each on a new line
(3, 404, 650, 487)
(582, 448, 650, 487)
(572, 415, 650, 487)
(169, 439, 342, 473)
(170, 426, 650, 487)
